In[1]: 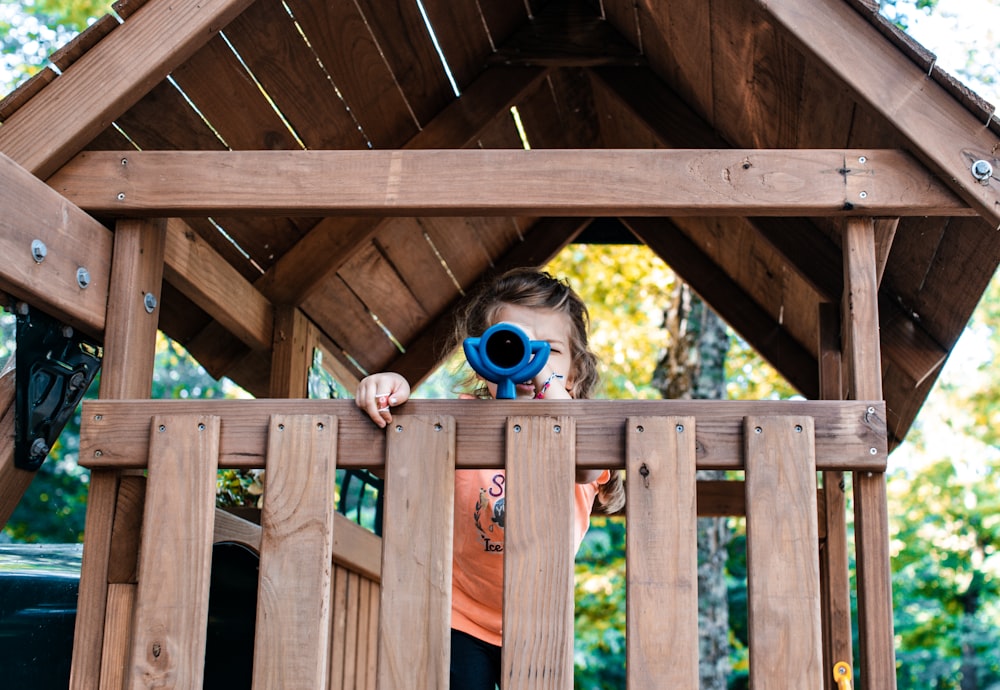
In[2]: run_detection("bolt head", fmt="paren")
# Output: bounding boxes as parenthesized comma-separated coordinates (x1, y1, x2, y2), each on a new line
(971, 159, 993, 182)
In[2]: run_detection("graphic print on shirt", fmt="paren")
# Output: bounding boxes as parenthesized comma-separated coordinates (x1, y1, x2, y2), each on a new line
(473, 473, 505, 553)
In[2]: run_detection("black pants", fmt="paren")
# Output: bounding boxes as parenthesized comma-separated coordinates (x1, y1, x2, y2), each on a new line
(450, 629, 501, 690)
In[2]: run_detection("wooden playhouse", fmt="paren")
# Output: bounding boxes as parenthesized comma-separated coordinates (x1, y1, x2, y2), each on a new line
(1, 0, 998, 687)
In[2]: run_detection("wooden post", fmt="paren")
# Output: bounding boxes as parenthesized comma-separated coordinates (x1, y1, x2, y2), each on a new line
(70, 219, 166, 690)
(270, 305, 314, 398)
(0, 365, 34, 529)
(817, 302, 853, 688)
(841, 218, 897, 689)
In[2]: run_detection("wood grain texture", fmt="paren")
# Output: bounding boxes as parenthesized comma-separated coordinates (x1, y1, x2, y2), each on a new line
(503, 416, 575, 690)
(842, 221, 898, 689)
(761, 0, 1000, 227)
(252, 415, 337, 690)
(377, 415, 454, 690)
(49, 149, 971, 217)
(79, 398, 889, 472)
(626, 417, 699, 687)
(162, 218, 274, 353)
(0, 0, 256, 178)
(0, 368, 35, 530)
(127, 414, 219, 690)
(745, 416, 823, 688)
(0, 151, 112, 337)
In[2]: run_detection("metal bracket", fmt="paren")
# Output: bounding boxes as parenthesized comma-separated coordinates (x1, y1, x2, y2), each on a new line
(14, 304, 103, 471)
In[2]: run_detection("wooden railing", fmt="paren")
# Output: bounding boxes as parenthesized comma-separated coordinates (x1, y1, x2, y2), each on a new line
(76, 398, 887, 690)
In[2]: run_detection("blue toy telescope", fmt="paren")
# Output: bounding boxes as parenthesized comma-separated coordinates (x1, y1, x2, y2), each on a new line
(463, 323, 550, 399)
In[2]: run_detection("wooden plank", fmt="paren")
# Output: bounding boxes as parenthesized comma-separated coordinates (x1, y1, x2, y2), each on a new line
(744, 416, 823, 688)
(818, 303, 853, 688)
(71, 219, 165, 690)
(269, 306, 314, 398)
(0, 368, 35, 530)
(364, 579, 379, 690)
(301, 275, 400, 375)
(221, 0, 366, 151)
(337, 242, 431, 350)
(0, 0, 256, 179)
(342, 571, 361, 690)
(0, 151, 112, 337)
(252, 414, 338, 689)
(328, 566, 348, 690)
(842, 220, 897, 689)
(626, 417, 699, 687)
(503, 416, 575, 690)
(761, 0, 1000, 227)
(127, 413, 219, 689)
(168, 34, 302, 151)
(162, 217, 274, 353)
(0, 367, 35, 529)
(98, 583, 136, 690)
(282, 0, 417, 148)
(49, 148, 972, 217)
(79, 398, 889, 472)
(352, 0, 454, 127)
(377, 415, 454, 690)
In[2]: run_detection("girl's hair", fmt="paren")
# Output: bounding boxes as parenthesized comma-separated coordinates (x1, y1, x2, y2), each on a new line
(452, 267, 625, 514)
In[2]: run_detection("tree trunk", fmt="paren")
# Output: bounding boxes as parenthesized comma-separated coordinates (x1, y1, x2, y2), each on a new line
(653, 282, 732, 690)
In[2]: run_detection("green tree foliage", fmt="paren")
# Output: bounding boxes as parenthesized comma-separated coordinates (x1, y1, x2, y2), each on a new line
(1, 0, 107, 91)
(889, 273, 1000, 690)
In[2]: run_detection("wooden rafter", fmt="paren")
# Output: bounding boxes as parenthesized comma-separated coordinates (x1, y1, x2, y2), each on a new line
(0, 0, 257, 179)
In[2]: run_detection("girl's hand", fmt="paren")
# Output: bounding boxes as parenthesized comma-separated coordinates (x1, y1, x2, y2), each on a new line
(356, 372, 411, 428)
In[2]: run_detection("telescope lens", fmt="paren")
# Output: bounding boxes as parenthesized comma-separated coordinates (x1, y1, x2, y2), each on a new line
(485, 330, 525, 369)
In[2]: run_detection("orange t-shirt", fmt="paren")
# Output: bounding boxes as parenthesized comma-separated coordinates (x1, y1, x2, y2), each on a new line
(450, 467, 611, 647)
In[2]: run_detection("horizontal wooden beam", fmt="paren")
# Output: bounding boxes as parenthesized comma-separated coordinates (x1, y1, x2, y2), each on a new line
(759, 0, 1000, 229)
(48, 149, 972, 217)
(79, 398, 888, 472)
(0, 151, 111, 337)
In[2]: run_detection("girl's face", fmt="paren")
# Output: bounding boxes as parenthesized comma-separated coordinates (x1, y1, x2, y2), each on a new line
(488, 303, 575, 399)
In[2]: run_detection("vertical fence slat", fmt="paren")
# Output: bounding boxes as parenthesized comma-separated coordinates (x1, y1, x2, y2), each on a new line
(328, 566, 348, 690)
(252, 414, 337, 690)
(745, 416, 823, 689)
(626, 416, 699, 688)
(377, 415, 455, 690)
(126, 414, 219, 689)
(503, 416, 575, 690)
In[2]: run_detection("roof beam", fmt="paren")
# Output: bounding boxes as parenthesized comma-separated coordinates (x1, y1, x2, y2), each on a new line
(49, 148, 971, 217)
(0, 0, 256, 180)
(758, 0, 1000, 228)
(623, 217, 820, 399)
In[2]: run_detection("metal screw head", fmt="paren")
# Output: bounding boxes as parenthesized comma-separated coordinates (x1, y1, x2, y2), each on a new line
(971, 159, 993, 183)
(76, 267, 91, 289)
(143, 292, 157, 313)
(116, 192, 126, 201)
(31, 239, 47, 263)
(859, 191, 868, 199)
(30, 437, 49, 460)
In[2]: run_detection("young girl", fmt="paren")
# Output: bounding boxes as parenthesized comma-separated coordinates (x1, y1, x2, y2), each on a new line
(355, 268, 625, 690)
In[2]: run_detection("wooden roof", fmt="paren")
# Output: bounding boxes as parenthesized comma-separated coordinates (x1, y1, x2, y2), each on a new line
(1, 0, 998, 451)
